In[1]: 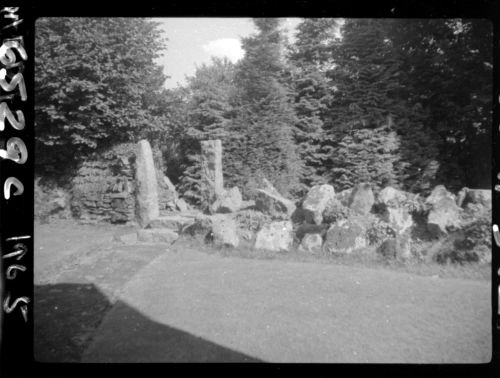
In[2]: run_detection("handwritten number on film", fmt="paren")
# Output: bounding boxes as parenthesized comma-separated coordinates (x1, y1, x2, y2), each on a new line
(0, 7, 29, 322)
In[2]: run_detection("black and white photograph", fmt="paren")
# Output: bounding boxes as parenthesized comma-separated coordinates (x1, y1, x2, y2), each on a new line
(32, 17, 493, 363)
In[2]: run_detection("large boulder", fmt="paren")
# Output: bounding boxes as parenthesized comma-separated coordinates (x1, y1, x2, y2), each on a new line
(377, 186, 407, 207)
(135, 140, 160, 227)
(298, 233, 323, 253)
(301, 184, 336, 225)
(255, 189, 296, 219)
(209, 214, 239, 248)
(211, 186, 243, 214)
(376, 187, 413, 235)
(348, 183, 375, 215)
(323, 218, 367, 255)
(425, 185, 462, 237)
(254, 221, 293, 252)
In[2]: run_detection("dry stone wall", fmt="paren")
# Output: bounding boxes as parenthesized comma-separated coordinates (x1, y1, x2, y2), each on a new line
(70, 143, 137, 223)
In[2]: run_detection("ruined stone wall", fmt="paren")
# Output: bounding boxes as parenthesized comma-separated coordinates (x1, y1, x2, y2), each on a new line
(70, 143, 137, 223)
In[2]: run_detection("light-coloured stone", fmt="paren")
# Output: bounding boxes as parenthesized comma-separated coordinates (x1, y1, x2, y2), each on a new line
(426, 185, 462, 237)
(210, 214, 239, 248)
(212, 186, 243, 213)
(377, 186, 413, 235)
(137, 229, 178, 244)
(336, 188, 352, 207)
(254, 221, 293, 252)
(302, 184, 336, 225)
(175, 198, 189, 212)
(464, 189, 491, 209)
(348, 183, 374, 215)
(255, 189, 296, 219)
(163, 175, 178, 200)
(323, 218, 367, 254)
(135, 140, 160, 227)
(200, 140, 224, 205)
(377, 187, 407, 207)
(298, 233, 323, 253)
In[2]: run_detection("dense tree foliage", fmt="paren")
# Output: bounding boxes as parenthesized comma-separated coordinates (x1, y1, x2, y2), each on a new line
(35, 17, 167, 177)
(177, 58, 237, 205)
(35, 17, 492, 199)
(230, 18, 302, 197)
(288, 18, 338, 188)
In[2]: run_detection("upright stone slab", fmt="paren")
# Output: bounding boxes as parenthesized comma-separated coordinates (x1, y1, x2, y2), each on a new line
(135, 140, 159, 227)
(200, 140, 224, 205)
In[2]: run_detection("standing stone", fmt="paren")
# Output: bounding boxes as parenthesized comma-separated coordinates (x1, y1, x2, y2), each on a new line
(348, 183, 375, 215)
(135, 140, 159, 227)
(200, 140, 224, 205)
(302, 184, 336, 225)
(254, 221, 294, 252)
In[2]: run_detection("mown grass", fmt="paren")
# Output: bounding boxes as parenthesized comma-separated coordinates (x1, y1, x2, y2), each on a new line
(176, 234, 491, 281)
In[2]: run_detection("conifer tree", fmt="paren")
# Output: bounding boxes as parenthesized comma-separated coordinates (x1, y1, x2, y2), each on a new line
(232, 18, 302, 197)
(288, 18, 338, 188)
(325, 19, 401, 190)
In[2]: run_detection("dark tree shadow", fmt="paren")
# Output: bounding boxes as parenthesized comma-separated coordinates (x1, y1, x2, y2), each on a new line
(35, 283, 262, 363)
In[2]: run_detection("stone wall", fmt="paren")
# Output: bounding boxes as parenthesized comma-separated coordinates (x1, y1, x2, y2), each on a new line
(70, 143, 137, 223)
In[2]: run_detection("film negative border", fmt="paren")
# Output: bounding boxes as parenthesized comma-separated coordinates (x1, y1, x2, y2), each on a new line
(0, 6, 34, 367)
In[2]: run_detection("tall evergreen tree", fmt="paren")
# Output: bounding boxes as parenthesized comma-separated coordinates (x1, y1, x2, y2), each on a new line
(232, 18, 302, 197)
(325, 19, 402, 190)
(288, 18, 338, 188)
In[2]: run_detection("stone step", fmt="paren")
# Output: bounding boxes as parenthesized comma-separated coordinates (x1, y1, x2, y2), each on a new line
(136, 229, 179, 244)
(147, 215, 196, 231)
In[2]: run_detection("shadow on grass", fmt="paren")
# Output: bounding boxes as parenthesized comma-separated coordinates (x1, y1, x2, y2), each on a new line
(35, 283, 261, 363)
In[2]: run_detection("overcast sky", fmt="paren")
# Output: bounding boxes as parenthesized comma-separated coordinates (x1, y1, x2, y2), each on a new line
(153, 18, 302, 89)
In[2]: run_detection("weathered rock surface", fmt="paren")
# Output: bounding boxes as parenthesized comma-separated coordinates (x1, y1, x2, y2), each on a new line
(255, 189, 296, 219)
(211, 186, 243, 213)
(254, 221, 293, 252)
(200, 140, 224, 205)
(175, 198, 189, 212)
(298, 233, 323, 253)
(348, 183, 375, 215)
(377, 187, 413, 235)
(463, 189, 491, 210)
(137, 229, 178, 244)
(135, 140, 160, 228)
(323, 218, 367, 254)
(209, 214, 240, 248)
(336, 188, 352, 207)
(302, 184, 336, 225)
(426, 185, 462, 237)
